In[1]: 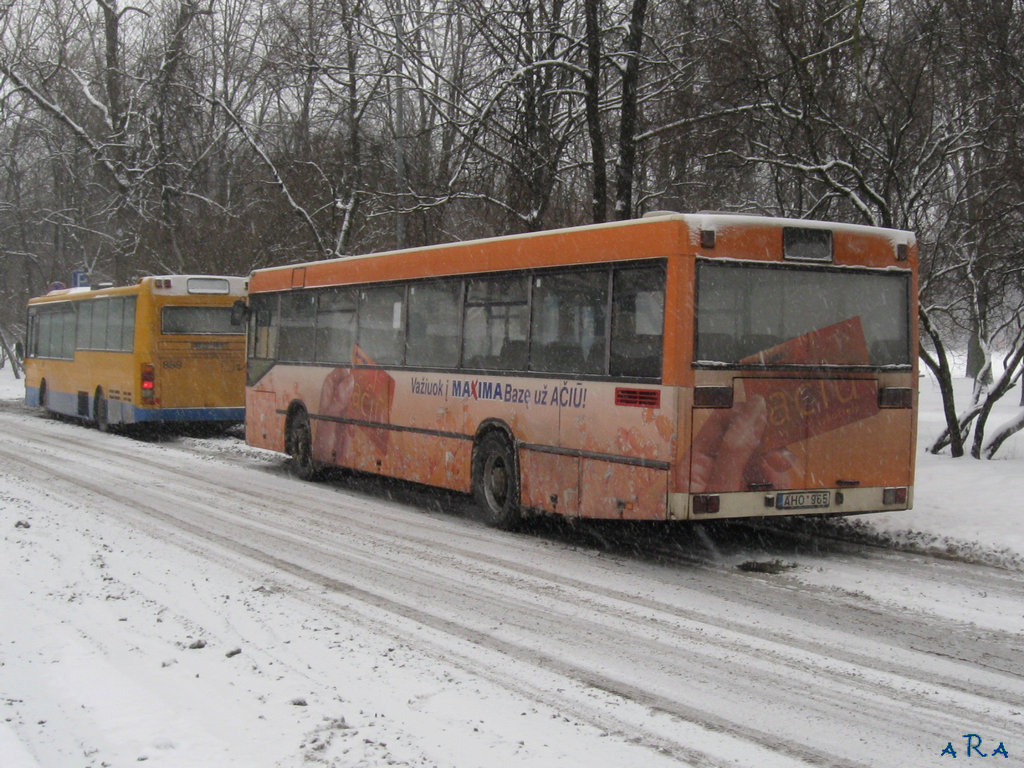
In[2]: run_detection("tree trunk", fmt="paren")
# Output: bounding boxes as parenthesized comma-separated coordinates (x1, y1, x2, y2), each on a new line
(970, 342, 1024, 458)
(614, 0, 648, 220)
(982, 408, 1024, 459)
(920, 309, 966, 456)
(965, 328, 992, 385)
(584, 0, 607, 223)
(0, 330, 24, 378)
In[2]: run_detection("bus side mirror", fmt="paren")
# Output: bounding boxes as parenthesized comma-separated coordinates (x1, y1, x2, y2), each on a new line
(231, 299, 249, 326)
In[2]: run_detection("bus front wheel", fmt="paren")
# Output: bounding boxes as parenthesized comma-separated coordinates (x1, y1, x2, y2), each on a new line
(472, 432, 522, 530)
(287, 409, 319, 480)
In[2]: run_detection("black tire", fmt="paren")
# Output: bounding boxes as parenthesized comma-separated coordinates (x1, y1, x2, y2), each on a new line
(287, 409, 319, 480)
(94, 388, 109, 432)
(472, 432, 522, 530)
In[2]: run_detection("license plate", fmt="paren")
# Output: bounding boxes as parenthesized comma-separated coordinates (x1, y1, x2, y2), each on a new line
(776, 491, 831, 510)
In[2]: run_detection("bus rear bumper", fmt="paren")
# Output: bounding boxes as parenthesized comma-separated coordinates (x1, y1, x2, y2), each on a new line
(668, 486, 913, 520)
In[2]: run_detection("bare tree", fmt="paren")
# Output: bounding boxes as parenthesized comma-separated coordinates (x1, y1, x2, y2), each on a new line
(3, 0, 1024, 465)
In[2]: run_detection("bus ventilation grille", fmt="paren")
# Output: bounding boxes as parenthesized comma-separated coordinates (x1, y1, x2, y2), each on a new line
(615, 388, 661, 408)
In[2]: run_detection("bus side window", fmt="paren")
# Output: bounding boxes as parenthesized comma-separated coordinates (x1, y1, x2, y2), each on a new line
(357, 285, 406, 366)
(25, 310, 38, 357)
(315, 287, 356, 365)
(108, 298, 125, 350)
(35, 309, 52, 357)
(76, 301, 93, 351)
(30, 304, 76, 360)
(279, 292, 317, 362)
(90, 299, 110, 351)
(462, 275, 528, 370)
(59, 305, 76, 359)
(407, 280, 461, 368)
(249, 294, 279, 360)
(610, 265, 665, 379)
(120, 297, 136, 352)
(530, 270, 607, 375)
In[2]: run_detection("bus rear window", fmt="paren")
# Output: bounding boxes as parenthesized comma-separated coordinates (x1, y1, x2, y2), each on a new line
(186, 277, 232, 294)
(162, 306, 238, 335)
(695, 260, 910, 367)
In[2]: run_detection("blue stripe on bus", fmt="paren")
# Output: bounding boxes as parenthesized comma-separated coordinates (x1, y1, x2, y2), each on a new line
(129, 406, 244, 423)
(25, 386, 242, 424)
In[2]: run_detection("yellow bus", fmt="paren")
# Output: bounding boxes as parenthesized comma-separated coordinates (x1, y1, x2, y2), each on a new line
(25, 275, 247, 429)
(243, 213, 917, 528)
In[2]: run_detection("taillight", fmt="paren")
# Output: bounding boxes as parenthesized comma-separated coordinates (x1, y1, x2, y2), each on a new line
(141, 363, 156, 404)
(883, 487, 908, 506)
(878, 387, 913, 408)
(692, 494, 721, 515)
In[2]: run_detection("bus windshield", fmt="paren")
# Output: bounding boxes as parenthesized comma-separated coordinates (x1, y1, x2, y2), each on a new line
(695, 260, 911, 368)
(162, 306, 239, 335)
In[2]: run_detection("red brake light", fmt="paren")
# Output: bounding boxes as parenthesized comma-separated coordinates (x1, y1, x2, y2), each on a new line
(692, 494, 721, 515)
(883, 487, 908, 506)
(879, 387, 913, 408)
(141, 364, 156, 403)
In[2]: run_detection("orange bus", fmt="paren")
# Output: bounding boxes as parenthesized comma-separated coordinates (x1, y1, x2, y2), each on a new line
(25, 275, 247, 429)
(243, 213, 917, 528)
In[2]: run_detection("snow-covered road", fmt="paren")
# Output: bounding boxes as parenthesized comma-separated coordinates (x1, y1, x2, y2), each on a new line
(1, 400, 1022, 767)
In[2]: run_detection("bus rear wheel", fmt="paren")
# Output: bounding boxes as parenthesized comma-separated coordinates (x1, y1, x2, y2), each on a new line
(287, 409, 319, 480)
(472, 432, 522, 530)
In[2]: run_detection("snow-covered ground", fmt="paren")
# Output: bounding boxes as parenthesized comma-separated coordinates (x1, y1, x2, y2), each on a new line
(1, 360, 1022, 767)
(865, 372, 1024, 565)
